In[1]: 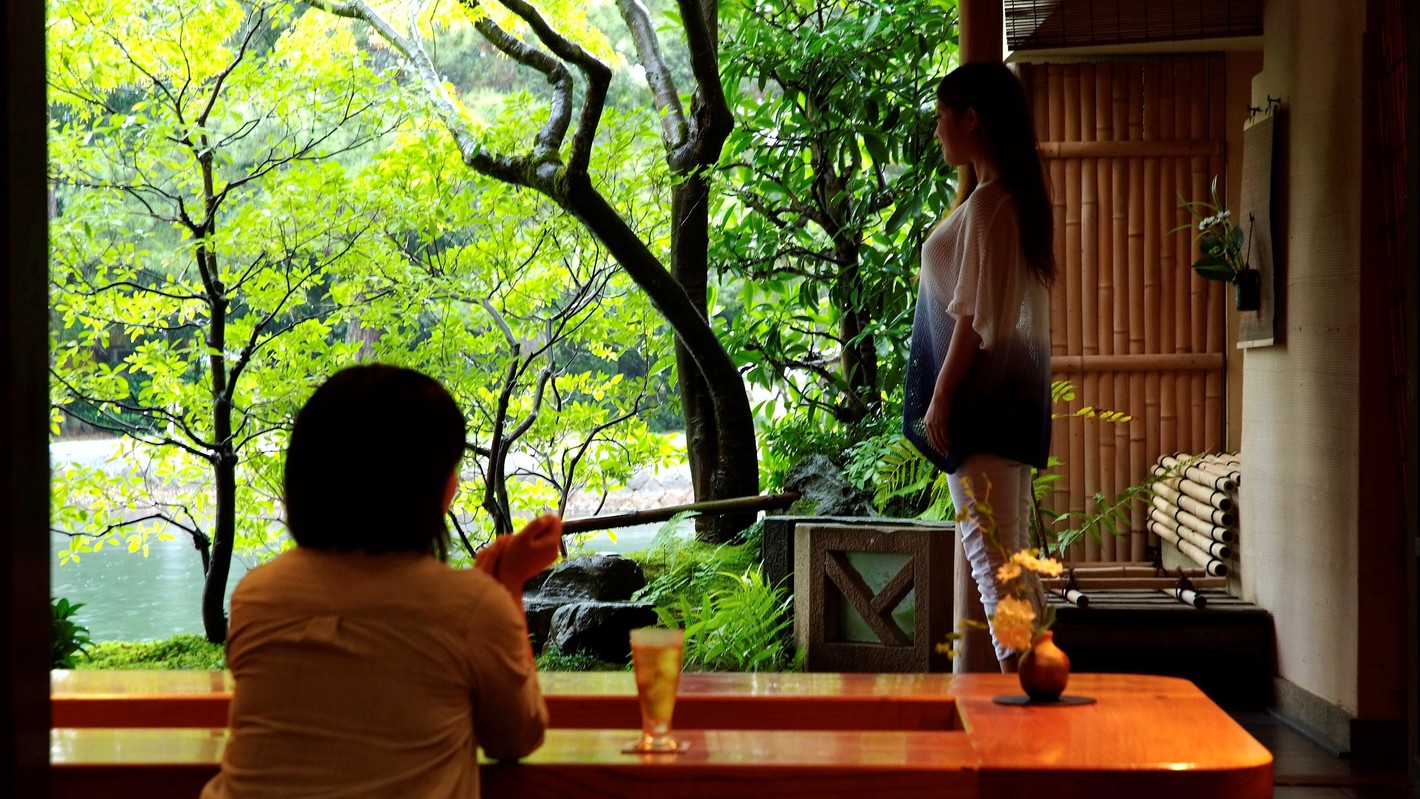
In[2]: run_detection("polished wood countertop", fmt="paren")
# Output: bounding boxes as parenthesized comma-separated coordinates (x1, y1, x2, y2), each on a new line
(51, 670, 1272, 798)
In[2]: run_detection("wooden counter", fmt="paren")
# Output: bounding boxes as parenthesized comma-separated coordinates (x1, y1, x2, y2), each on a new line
(51, 671, 1272, 798)
(950, 673, 1274, 798)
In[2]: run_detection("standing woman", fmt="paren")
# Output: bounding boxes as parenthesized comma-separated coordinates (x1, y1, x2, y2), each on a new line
(903, 61, 1055, 672)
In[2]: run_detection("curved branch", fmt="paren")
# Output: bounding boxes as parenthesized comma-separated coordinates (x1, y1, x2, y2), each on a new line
(488, 0, 611, 175)
(308, 0, 536, 187)
(461, 11, 572, 161)
(52, 512, 202, 541)
(615, 0, 687, 150)
(670, 0, 732, 169)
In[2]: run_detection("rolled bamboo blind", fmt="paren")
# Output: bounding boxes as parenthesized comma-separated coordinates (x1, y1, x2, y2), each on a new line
(1018, 57, 1227, 564)
(1150, 452, 1240, 577)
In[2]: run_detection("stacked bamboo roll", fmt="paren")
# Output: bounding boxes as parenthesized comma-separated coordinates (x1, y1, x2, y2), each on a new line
(1147, 452, 1239, 577)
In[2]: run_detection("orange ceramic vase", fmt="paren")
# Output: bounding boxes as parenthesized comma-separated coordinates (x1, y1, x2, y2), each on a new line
(1018, 631, 1070, 702)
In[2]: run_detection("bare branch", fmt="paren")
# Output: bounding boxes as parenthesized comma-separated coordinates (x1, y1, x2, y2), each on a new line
(52, 512, 201, 541)
(615, 0, 687, 150)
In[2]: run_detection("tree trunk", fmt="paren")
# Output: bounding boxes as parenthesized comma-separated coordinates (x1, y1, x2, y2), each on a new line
(672, 172, 758, 541)
(833, 239, 879, 422)
(561, 175, 758, 543)
(199, 274, 234, 643)
(202, 447, 236, 643)
(196, 152, 233, 644)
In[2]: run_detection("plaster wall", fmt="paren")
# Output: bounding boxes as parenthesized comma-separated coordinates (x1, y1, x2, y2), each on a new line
(1241, 0, 1364, 715)
(1224, 50, 1263, 454)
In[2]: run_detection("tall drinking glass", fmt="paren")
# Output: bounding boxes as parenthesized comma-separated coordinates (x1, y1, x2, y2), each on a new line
(623, 627, 689, 754)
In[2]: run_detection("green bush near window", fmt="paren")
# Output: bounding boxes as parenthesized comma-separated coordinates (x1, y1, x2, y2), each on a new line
(52, 597, 93, 669)
(78, 634, 227, 670)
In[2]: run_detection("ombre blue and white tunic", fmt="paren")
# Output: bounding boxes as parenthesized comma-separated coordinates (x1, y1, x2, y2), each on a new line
(903, 181, 1053, 474)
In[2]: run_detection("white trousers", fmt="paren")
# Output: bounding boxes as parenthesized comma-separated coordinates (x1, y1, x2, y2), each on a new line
(947, 452, 1038, 661)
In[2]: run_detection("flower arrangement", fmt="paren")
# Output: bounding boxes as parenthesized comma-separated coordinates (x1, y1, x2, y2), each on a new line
(1176, 176, 1254, 283)
(935, 476, 1063, 659)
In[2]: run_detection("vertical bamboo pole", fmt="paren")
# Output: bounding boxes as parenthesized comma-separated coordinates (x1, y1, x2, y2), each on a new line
(1092, 63, 1116, 561)
(1181, 57, 1204, 451)
(1045, 65, 1073, 559)
(1059, 65, 1087, 562)
(1125, 62, 1147, 560)
(1110, 63, 1133, 559)
(1184, 57, 1204, 453)
(1036, 65, 1064, 363)
(1043, 65, 1071, 537)
(1206, 57, 1227, 449)
(1143, 62, 1167, 538)
(1072, 65, 1100, 562)
(1156, 60, 1180, 487)
(1173, 58, 1194, 455)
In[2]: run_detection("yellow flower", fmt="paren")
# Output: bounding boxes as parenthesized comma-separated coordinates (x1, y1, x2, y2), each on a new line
(996, 560, 1022, 582)
(1011, 549, 1064, 577)
(991, 596, 1037, 652)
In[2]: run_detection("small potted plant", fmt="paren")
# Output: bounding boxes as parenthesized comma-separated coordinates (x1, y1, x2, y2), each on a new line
(1177, 176, 1259, 311)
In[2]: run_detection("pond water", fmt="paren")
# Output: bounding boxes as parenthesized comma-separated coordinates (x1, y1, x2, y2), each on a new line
(49, 523, 677, 642)
(50, 439, 691, 642)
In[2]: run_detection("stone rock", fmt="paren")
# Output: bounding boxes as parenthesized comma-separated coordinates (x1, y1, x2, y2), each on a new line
(522, 568, 553, 596)
(523, 595, 568, 655)
(547, 601, 660, 661)
(539, 554, 646, 602)
(783, 454, 875, 518)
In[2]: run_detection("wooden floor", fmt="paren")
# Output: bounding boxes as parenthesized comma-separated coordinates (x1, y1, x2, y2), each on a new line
(1232, 711, 1416, 798)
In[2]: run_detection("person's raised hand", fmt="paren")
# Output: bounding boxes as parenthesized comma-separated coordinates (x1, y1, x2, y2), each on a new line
(494, 514, 562, 592)
(474, 533, 512, 579)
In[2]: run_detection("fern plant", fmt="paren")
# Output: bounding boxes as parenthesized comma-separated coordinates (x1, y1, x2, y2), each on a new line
(656, 566, 800, 672)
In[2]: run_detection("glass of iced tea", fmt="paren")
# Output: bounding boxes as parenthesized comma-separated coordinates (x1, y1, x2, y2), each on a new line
(623, 627, 689, 754)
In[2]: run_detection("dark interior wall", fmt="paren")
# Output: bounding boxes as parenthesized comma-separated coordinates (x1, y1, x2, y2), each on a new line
(1408, 0, 1420, 780)
(2, 0, 52, 794)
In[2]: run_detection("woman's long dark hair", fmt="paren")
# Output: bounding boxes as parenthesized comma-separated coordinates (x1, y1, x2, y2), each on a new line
(938, 61, 1056, 285)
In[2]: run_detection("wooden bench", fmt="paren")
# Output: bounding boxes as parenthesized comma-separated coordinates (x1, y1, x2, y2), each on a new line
(51, 671, 1272, 798)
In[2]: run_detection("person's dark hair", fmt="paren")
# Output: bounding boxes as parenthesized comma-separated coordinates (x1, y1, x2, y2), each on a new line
(284, 364, 465, 560)
(938, 61, 1056, 285)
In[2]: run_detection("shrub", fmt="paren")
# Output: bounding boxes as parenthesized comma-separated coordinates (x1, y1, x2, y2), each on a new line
(79, 634, 227, 670)
(52, 597, 93, 669)
(534, 648, 622, 672)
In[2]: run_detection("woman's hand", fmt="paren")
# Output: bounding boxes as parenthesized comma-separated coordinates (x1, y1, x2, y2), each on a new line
(924, 396, 952, 456)
(476, 514, 562, 594)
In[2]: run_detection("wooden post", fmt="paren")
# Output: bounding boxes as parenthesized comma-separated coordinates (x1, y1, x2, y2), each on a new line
(958, 0, 1003, 63)
(952, 0, 1002, 674)
(3, 2, 53, 795)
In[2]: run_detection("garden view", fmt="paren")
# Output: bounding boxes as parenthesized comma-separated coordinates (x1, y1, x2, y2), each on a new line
(46, 0, 968, 671)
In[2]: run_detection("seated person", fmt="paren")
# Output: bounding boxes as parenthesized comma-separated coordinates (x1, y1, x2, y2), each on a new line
(202, 364, 560, 799)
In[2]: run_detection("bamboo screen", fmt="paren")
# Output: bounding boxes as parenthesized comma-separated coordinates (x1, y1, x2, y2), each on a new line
(1016, 57, 1228, 563)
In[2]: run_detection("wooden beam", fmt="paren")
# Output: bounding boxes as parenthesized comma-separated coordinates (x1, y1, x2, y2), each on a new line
(1051, 353, 1225, 372)
(1040, 140, 1225, 158)
(960, 0, 1005, 62)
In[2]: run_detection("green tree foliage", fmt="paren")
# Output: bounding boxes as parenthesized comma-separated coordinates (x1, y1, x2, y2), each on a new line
(47, 0, 683, 641)
(48, 0, 400, 642)
(306, 0, 762, 542)
(340, 117, 682, 549)
(716, 0, 958, 424)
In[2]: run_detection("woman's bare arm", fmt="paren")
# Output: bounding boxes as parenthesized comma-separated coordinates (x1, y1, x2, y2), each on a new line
(923, 314, 982, 456)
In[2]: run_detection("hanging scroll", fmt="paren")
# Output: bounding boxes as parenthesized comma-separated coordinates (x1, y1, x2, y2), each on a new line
(1237, 110, 1280, 348)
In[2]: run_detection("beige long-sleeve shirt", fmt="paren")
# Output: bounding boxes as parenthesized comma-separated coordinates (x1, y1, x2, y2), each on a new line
(201, 547, 547, 799)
